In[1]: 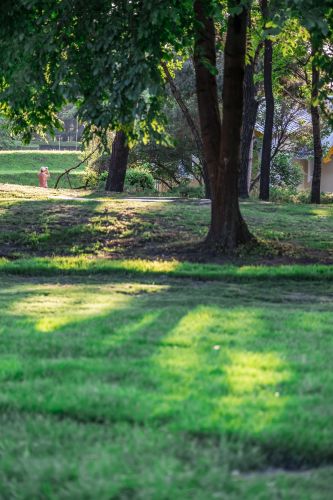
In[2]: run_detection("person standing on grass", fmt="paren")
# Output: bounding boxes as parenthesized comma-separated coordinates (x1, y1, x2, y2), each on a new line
(38, 166, 50, 188)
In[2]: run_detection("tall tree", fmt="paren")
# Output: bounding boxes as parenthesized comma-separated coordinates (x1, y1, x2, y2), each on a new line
(239, 33, 262, 198)
(310, 38, 323, 204)
(193, 0, 253, 247)
(259, 0, 274, 201)
(282, 0, 333, 202)
(105, 131, 130, 192)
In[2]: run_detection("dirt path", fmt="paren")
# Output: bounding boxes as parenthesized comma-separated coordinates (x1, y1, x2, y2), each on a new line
(50, 195, 211, 204)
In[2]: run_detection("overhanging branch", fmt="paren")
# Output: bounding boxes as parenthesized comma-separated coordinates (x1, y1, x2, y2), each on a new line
(54, 145, 99, 189)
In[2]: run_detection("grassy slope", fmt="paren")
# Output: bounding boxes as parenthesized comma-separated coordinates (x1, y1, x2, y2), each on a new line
(0, 151, 82, 188)
(0, 185, 333, 498)
(0, 183, 332, 262)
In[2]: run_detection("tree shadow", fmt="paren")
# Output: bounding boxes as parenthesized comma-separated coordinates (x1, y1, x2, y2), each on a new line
(0, 196, 211, 260)
(1, 274, 332, 469)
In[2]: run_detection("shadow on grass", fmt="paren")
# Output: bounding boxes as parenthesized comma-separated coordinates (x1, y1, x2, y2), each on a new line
(245, 202, 333, 256)
(1, 273, 333, 470)
(0, 195, 210, 260)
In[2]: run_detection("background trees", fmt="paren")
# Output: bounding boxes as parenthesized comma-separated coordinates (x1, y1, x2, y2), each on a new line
(0, 0, 332, 245)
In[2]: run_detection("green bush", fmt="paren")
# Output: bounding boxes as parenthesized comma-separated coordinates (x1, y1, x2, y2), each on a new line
(169, 183, 204, 198)
(270, 153, 303, 190)
(321, 193, 333, 204)
(125, 167, 155, 191)
(269, 188, 333, 204)
(83, 153, 109, 188)
(83, 165, 100, 188)
(270, 187, 309, 203)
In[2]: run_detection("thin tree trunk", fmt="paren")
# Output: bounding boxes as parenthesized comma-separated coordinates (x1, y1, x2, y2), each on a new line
(161, 61, 211, 198)
(248, 133, 254, 187)
(259, 0, 274, 201)
(105, 130, 129, 192)
(310, 41, 322, 204)
(239, 60, 259, 198)
(193, 0, 253, 249)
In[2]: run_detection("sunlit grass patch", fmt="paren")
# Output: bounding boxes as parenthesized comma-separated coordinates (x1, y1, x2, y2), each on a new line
(1, 256, 333, 283)
(151, 306, 291, 438)
(0, 271, 333, 495)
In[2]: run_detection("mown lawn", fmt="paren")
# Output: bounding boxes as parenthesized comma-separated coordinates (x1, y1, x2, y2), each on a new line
(0, 151, 83, 188)
(0, 184, 333, 498)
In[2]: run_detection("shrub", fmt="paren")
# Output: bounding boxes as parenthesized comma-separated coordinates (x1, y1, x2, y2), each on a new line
(91, 154, 109, 173)
(270, 187, 309, 203)
(83, 165, 100, 188)
(83, 155, 109, 188)
(125, 166, 155, 191)
(321, 193, 333, 204)
(269, 188, 333, 204)
(169, 183, 204, 198)
(270, 153, 303, 190)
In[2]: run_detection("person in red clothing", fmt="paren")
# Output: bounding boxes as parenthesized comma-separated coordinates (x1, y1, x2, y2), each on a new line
(38, 166, 50, 188)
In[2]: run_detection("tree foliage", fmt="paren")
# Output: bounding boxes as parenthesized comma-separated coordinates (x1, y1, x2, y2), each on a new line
(0, 0, 332, 245)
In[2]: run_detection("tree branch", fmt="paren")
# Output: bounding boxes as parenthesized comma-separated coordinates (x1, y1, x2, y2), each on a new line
(54, 145, 100, 189)
(161, 61, 204, 158)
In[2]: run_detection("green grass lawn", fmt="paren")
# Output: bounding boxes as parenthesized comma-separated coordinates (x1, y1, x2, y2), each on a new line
(0, 183, 332, 263)
(0, 151, 83, 188)
(0, 184, 333, 498)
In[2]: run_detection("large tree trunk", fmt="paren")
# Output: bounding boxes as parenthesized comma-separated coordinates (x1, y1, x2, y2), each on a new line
(239, 60, 259, 198)
(259, 0, 274, 201)
(105, 130, 129, 192)
(161, 61, 211, 199)
(310, 41, 322, 204)
(193, 0, 253, 249)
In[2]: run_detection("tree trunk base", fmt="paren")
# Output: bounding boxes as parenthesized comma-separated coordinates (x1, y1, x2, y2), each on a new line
(310, 194, 321, 204)
(204, 214, 254, 251)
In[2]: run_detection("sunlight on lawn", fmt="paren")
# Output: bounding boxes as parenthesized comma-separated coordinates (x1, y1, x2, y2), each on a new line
(308, 207, 332, 218)
(9, 283, 142, 333)
(221, 350, 290, 433)
(153, 306, 291, 434)
(101, 310, 162, 348)
(8, 281, 170, 333)
(1, 273, 333, 469)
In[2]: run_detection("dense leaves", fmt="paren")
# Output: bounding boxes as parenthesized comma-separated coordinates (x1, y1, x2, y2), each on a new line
(0, 1, 195, 140)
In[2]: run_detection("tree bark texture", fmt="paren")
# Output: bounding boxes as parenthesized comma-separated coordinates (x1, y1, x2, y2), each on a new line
(193, 0, 253, 249)
(105, 130, 129, 192)
(259, 0, 274, 201)
(161, 61, 211, 198)
(310, 42, 322, 204)
(239, 59, 259, 198)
